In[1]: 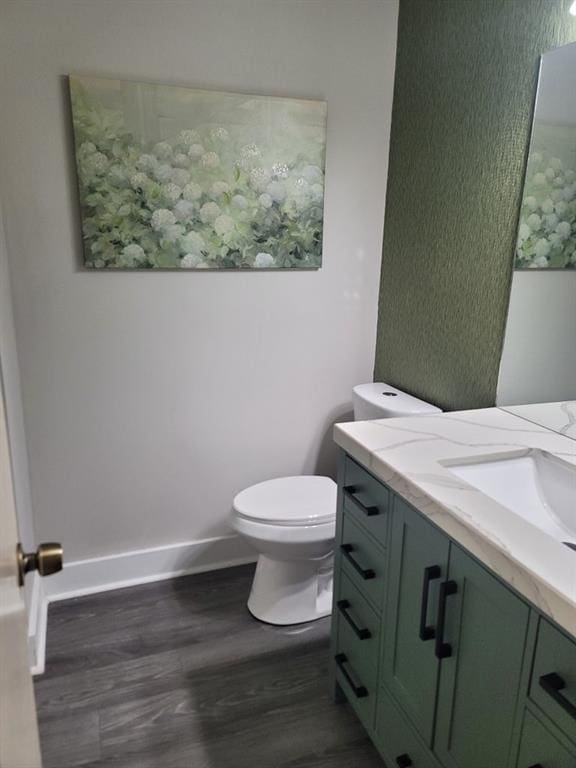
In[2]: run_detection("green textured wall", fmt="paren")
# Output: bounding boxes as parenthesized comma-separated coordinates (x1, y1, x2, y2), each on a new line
(374, 0, 576, 411)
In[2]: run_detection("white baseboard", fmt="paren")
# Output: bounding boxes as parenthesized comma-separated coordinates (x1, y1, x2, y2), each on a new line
(31, 534, 256, 676)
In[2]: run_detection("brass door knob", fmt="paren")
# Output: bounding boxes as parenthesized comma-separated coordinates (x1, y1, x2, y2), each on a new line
(17, 542, 63, 587)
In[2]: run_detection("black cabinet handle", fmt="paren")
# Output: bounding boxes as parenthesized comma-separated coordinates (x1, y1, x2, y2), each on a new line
(396, 755, 413, 768)
(434, 580, 458, 659)
(337, 599, 371, 640)
(419, 565, 441, 641)
(340, 544, 375, 580)
(343, 485, 379, 516)
(528, 764, 544, 768)
(539, 672, 576, 720)
(334, 653, 368, 698)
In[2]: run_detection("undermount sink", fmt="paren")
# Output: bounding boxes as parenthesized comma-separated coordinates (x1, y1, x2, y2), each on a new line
(448, 450, 576, 546)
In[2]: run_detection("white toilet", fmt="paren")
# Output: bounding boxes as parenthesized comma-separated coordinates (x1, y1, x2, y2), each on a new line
(231, 382, 441, 625)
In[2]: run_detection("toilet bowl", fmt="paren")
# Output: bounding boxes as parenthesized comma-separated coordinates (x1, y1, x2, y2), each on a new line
(232, 476, 337, 625)
(231, 383, 441, 626)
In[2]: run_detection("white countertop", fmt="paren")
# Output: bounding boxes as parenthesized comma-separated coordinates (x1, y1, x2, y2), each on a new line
(501, 401, 576, 440)
(333, 407, 576, 636)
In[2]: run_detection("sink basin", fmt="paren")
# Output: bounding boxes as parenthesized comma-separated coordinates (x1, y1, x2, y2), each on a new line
(448, 451, 576, 546)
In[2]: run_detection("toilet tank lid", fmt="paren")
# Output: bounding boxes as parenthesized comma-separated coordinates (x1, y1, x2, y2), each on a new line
(353, 383, 442, 416)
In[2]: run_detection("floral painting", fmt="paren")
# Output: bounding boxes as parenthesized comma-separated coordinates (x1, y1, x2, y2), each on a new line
(515, 141, 576, 269)
(69, 76, 327, 269)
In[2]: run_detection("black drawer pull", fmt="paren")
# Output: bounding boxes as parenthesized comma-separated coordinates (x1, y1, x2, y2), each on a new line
(539, 672, 576, 720)
(343, 485, 379, 516)
(396, 755, 413, 768)
(337, 599, 371, 640)
(340, 544, 375, 580)
(419, 565, 441, 641)
(435, 580, 458, 659)
(334, 653, 368, 698)
(528, 764, 544, 768)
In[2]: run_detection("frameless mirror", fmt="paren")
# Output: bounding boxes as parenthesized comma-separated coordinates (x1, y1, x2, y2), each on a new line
(497, 40, 576, 407)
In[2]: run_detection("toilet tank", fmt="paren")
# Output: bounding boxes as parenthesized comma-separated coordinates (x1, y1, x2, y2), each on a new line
(353, 383, 442, 420)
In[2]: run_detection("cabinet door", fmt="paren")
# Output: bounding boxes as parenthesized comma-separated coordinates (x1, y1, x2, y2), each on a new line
(434, 545, 530, 768)
(382, 496, 450, 746)
(516, 709, 576, 768)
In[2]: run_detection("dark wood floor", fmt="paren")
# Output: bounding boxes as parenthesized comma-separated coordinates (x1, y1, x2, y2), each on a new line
(35, 564, 383, 767)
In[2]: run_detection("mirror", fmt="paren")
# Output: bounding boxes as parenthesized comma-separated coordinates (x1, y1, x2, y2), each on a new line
(497, 40, 576, 407)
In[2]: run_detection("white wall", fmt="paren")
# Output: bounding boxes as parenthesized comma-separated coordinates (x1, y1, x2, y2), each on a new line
(0, 0, 398, 563)
(497, 272, 576, 405)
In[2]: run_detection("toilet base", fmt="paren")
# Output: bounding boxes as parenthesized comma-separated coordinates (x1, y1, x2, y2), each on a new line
(247, 553, 333, 625)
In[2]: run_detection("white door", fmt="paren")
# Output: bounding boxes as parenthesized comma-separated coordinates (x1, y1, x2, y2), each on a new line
(0, 373, 42, 768)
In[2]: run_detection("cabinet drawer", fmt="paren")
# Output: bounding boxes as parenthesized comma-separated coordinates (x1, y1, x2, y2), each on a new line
(340, 512, 387, 612)
(530, 618, 576, 745)
(516, 709, 576, 768)
(375, 686, 443, 768)
(343, 457, 390, 545)
(335, 571, 381, 679)
(334, 651, 376, 732)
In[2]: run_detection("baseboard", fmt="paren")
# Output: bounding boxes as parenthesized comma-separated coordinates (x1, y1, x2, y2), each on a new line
(31, 534, 256, 676)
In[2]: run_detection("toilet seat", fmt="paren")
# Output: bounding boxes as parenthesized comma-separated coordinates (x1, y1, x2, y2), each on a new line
(233, 476, 336, 527)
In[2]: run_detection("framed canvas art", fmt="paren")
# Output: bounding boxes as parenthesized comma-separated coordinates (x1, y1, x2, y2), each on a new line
(69, 76, 327, 270)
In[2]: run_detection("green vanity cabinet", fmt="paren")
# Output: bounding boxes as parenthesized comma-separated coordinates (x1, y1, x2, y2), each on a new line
(331, 452, 576, 768)
(433, 544, 530, 768)
(382, 496, 450, 745)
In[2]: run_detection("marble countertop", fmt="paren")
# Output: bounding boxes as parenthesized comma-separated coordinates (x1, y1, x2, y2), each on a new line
(501, 401, 576, 440)
(333, 407, 576, 636)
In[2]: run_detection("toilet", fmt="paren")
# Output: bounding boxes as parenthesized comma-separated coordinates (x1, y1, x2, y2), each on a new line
(231, 382, 441, 625)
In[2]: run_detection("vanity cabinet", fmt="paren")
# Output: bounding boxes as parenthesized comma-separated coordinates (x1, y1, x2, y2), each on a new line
(331, 454, 576, 768)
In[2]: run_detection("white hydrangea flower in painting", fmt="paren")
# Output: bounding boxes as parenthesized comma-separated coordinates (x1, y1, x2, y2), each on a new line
(108, 164, 127, 187)
(188, 144, 205, 160)
(258, 193, 273, 209)
(210, 127, 229, 142)
(250, 167, 271, 191)
(151, 208, 176, 231)
(199, 202, 221, 223)
(136, 154, 158, 173)
(517, 222, 531, 242)
(272, 162, 289, 179)
(210, 181, 231, 198)
(239, 143, 261, 170)
(170, 169, 190, 187)
(534, 238, 551, 259)
(183, 182, 202, 202)
(120, 244, 146, 267)
(551, 189, 562, 202)
(161, 183, 182, 204)
(556, 221, 571, 239)
(201, 151, 220, 169)
(553, 176, 565, 188)
(172, 153, 190, 169)
(301, 164, 323, 184)
(561, 185, 575, 201)
(153, 141, 172, 161)
(181, 253, 206, 269)
(173, 200, 195, 223)
(155, 164, 173, 183)
(161, 224, 184, 244)
(543, 213, 558, 230)
(532, 172, 547, 186)
(83, 152, 108, 176)
(79, 141, 97, 156)
(180, 231, 205, 254)
(178, 129, 200, 147)
(526, 213, 541, 231)
(214, 214, 235, 238)
(529, 255, 549, 268)
(555, 200, 568, 216)
(254, 252, 275, 268)
(130, 172, 149, 190)
(545, 167, 556, 181)
(232, 194, 248, 209)
(541, 199, 554, 214)
(266, 181, 286, 203)
(523, 196, 537, 211)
